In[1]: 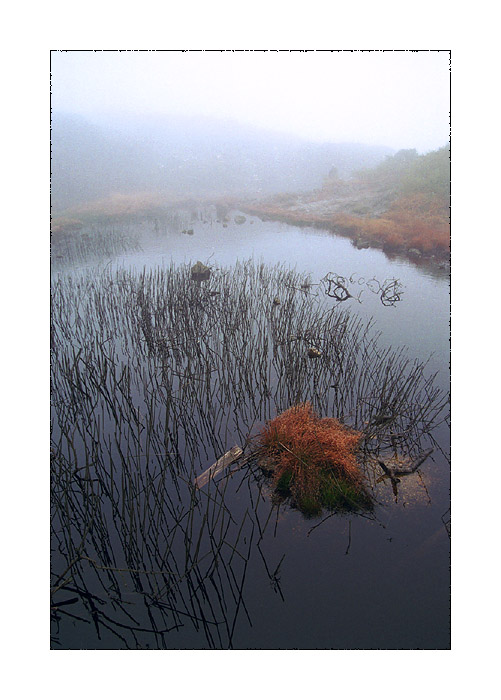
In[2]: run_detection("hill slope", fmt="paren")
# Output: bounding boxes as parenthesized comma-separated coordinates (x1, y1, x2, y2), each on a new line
(51, 112, 393, 211)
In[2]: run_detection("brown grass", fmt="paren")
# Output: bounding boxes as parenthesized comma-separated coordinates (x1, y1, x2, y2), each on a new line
(50, 217, 84, 235)
(258, 403, 364, 509)
(68, 192, 168, 218)
(244, 192, 450, 258)
(333, 194, 449, 253)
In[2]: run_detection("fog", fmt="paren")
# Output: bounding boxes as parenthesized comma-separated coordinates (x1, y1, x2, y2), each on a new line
(50, 51, 450, 210)
(51, 50, 449, 152)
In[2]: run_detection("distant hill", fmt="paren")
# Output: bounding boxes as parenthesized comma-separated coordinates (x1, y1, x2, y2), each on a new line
(50, 112, 393, 211)
(355, 146, 450, 200)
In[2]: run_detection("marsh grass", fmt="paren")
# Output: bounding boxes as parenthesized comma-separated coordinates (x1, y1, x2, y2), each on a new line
(50, 205, 195, 270)
(51, 258, 449, 647)
(51, 221, 142, 268)
(257, 402, 372, 516)
(273, 472, 370, 517)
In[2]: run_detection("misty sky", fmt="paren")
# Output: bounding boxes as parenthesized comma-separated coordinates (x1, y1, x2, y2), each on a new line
(51, 50, 450, 153)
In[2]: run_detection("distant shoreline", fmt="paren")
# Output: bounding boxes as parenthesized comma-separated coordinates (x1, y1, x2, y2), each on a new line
(239, 202, 450, 271)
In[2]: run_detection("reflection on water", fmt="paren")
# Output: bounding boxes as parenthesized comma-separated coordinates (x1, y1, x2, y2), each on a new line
(51, 211, 450, 649)
(52, 211, 450, 383)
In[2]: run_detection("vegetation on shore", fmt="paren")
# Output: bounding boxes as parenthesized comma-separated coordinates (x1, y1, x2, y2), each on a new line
(243, 146, 450, 262)
(50, 191, 241, 236)
(50, 146, 450, 265)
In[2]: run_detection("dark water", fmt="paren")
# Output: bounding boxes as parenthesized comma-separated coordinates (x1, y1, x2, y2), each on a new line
(51, 211, 450, 649)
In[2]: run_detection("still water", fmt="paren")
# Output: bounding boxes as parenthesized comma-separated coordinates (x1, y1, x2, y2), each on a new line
(51, 211, 450, 649)
(105, 213, 449, 381)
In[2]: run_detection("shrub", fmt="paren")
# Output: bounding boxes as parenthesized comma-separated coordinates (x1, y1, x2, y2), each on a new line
(258, 403, 370, 514)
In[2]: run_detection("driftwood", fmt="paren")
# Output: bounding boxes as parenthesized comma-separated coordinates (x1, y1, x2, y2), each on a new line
(378, 448, 434, 481)
(194, 445, 243, 488)
(325, 275, 352, 302)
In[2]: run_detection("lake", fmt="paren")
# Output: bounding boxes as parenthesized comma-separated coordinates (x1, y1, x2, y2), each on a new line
(50, 209, 450, 649)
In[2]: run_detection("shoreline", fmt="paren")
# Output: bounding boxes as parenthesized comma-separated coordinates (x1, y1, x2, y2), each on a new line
(240, 202, 450, 273)
(50, 191, 450, 274)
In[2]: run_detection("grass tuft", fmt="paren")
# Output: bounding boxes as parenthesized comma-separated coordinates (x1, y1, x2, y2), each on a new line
(258, 402, 371, 515)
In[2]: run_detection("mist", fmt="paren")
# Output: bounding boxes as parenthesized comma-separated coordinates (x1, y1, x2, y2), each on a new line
(51, 50, 449, 151)
(50, 51, 449, 210)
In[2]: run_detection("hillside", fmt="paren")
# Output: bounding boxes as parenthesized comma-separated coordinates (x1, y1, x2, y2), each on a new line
(51, 112, 393, 211)
(243, 146, 450, 264)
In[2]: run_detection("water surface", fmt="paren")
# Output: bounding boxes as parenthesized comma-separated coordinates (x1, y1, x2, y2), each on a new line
(51, 211, 450, 649)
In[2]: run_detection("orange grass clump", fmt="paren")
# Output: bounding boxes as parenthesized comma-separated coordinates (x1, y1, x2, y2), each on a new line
(258, 403, 365, 510)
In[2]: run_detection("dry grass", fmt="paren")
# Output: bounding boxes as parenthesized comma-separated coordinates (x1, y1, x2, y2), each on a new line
(69, 191, 169, 218)
(50, 217, 84, 235)
(245, 191, 450, 258)
(54, 191, 246, 224)
(258, 402, 368, 513)
(333, 194, 449, 254)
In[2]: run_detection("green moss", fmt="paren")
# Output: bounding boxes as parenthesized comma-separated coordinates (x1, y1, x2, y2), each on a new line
(271, 468, 372, 517)
(295, 494, 322, 517)
(275, 470, 294, 494)
(319, 474, 372, 512)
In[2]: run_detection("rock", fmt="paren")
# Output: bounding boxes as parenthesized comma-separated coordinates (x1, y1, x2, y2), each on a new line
(408, 248, 422, 257)
(273, 297, 281, 306)
(355, 238, 370, 249)
(307, 347, 322, 358)
(234, 215, 246, 224)
(191, 261, 211, 282)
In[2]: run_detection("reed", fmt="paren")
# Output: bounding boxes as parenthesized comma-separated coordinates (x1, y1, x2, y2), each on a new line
(51, 258, 449, 647)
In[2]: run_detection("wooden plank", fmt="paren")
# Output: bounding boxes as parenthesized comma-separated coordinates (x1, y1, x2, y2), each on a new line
(194, 445, 243, 488)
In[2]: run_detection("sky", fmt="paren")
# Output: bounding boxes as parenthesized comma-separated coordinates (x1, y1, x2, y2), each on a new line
(50, 50, 450, 153)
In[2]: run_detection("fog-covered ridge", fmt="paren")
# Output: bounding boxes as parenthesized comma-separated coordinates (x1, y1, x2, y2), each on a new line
(51, 112, 393, 210)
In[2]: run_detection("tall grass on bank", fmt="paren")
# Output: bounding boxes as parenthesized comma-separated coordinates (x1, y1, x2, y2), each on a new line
(51, 220, 142, 268)
(51, 207, 193, 269)
(244, 194, 449, 260)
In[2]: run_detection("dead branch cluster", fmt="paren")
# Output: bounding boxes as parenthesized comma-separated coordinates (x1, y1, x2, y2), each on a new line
(321, 273, 404, 307)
